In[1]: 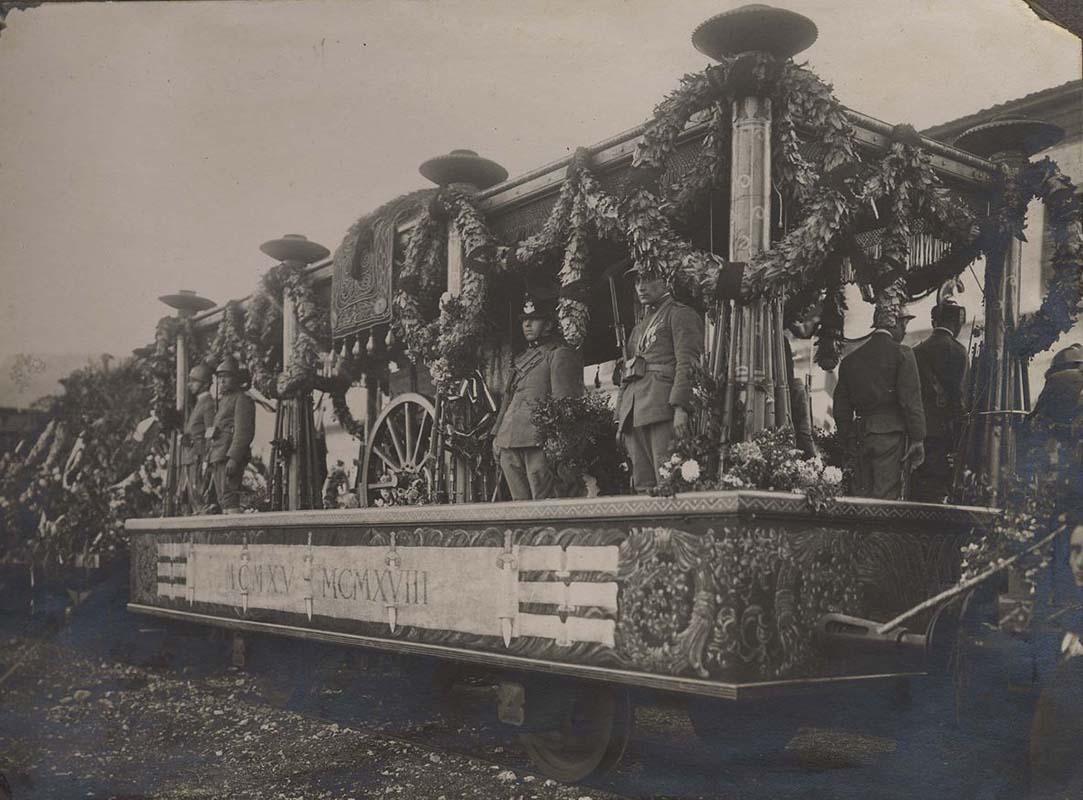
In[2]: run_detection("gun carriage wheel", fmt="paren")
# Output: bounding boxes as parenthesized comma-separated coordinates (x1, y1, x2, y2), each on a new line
(359, 393, 439, 507)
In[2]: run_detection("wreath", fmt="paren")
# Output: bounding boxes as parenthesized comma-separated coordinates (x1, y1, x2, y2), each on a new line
(1010, 158, 1083, 358)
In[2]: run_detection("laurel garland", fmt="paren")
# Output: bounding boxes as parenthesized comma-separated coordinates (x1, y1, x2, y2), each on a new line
(391, 188, 498, 392)
(243, 290, 282, 398)
(208, 300, 246, 366)
(393, 198, 446, 369)
(1010, 157, 1083, 358)
(277, 263, 328, 397)
(814, 256, 847, 371)
(322, 376, 365, 439)
(557, 188, 591, 347)
(149, 316, 192, 431)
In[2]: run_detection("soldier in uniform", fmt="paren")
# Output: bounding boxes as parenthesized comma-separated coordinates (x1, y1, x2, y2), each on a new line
(910, 300, 968, 503)
(617, 269, 704, 492)
(491, 295, 583, 500)
(207, 356, 256, 514)
(177, 362, 216, 514)
(833, 307, 926, 500)
(1022, 343, 1083, 504)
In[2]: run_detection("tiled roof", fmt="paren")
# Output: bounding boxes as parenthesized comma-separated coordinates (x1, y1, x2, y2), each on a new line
(922, 80, 1083, 144)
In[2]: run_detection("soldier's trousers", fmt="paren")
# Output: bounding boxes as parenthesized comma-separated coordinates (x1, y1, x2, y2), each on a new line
(499, 447, 554, 501)
(855, 431, 905, 500)
(623, 419, 675, 492)
(910, 436, 951, 503)
(210, 460, 244, 513)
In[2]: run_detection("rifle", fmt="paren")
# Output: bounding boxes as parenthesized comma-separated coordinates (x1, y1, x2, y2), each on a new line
(608, 275, 627, 383)
(163, 429, 178, 517)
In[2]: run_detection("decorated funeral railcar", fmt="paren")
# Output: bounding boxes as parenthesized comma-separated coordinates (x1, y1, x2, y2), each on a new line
(129, 3, 1081, 783)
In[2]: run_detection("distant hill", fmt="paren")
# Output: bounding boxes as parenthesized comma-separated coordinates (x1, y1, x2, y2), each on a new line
(0, 353, 111, 409)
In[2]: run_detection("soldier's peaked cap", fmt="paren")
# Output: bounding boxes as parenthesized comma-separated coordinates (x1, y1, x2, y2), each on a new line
(519, 294, 557, 320)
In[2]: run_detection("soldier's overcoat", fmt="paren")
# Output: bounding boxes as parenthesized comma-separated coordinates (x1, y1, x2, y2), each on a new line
(617, 297, 703, 431)
(208, 390, 256, 465)
(492, 341, 583, 449)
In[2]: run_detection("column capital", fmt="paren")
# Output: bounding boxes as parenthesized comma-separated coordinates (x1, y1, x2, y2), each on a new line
(260, 234, 329, 265)
(692, 4, 817, 62)
(954, 115, 1064, 169)
(419, 149, 507, 191)
(159, 290, 215, 319)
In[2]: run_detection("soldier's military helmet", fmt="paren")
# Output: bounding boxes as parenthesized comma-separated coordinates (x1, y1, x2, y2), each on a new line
(188, 363, 213, 383)
(1049, 343, 1083, 374)
(214, 355, 241, 375)
(518, 293, 557, 321)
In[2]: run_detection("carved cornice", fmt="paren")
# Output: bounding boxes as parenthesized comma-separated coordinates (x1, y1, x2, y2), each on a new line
(127, 490, 998, 532)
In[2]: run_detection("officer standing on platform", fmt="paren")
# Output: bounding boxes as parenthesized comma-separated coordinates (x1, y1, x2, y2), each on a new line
(1022, 343, 1083, 501)
(491, 294, 584, 500)
(617, 269, 704, 493)
(833, 307, 926, 500)
(207, 356, 256, 514)
(911, 300, 968, 503)
(177, 362, 216, 514)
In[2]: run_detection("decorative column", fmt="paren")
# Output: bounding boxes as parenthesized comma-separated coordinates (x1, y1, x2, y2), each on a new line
(692, 5, 817, 444)
(419, 149, 507, 503)
(259, 234, 330, 511)
(159, 290, 215, 517)
(420, 149, 508, 293)
(954, 116, 1063, 503)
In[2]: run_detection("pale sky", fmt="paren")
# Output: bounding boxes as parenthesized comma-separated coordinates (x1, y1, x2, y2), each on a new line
(0, 0, 1078, 362)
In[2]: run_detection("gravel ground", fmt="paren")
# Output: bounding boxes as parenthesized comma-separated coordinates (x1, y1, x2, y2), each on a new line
(0, 567, 1044, 800)
(0, 632, 633, 800)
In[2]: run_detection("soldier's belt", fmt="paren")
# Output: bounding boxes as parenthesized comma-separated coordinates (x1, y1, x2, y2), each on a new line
(621, 362, 674, 385)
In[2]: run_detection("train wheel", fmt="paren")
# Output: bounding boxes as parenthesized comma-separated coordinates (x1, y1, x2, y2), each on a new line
(359, 393, 436, 507)
(520, 685, 633, 782)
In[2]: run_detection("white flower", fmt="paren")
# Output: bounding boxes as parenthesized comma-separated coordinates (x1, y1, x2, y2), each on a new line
(659, 465, 672, 480)
(679, 459, 701, 482)
(439, 291, 453, 309)
(822, 466, 843, 485)
(718, 473, 745, 489)
(669, 453, 683, 466)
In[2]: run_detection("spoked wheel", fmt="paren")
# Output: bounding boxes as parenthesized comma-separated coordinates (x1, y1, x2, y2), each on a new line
(520, 685, 633, 783)
(360, 393, 436, 507)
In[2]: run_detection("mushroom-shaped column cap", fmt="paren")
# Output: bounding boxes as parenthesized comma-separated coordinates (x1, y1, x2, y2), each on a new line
(260, 234, 331, 265)
(159, 289, 216, 316)
(419, 149, 508, 190)
(954, 115, 1065, 160)
(692, 4, 818, 61)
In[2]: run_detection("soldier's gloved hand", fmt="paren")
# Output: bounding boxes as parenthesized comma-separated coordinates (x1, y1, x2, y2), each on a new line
(673, 407, 691, 441)
(903, 441, 925, 470)
(226, 458, 240, 478)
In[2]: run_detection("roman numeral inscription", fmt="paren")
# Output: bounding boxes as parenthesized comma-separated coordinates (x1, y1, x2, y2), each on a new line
(318, 566, 428, 605)
(182, 543, 508, 637)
